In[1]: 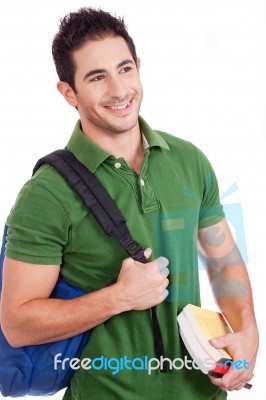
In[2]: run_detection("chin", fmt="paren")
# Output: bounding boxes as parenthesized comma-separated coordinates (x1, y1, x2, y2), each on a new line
(104, 113, 139, 134)
(113, 119, 139, 134)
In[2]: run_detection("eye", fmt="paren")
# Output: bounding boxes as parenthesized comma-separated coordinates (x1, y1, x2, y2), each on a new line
(121, 66, 132, 73)
(91, 75, 105, 82)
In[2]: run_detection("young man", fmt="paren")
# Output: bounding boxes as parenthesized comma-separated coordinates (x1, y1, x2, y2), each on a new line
(1, 8, 258, 400)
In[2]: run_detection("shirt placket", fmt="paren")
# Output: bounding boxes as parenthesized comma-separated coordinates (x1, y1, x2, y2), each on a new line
(110, 150, 160, 214)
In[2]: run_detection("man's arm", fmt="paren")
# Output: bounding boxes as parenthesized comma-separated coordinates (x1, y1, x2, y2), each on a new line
(198, 218, 259, 391)
(1, 249, 169, 347)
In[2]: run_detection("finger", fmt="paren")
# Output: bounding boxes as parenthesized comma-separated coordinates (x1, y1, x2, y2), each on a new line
(220, 369, 241, 390)
(144, 248, 152, 259)
(234, 382, 248, 391)
(208, 375, 227, 391)
(163, 289, 169, 299)
(159, 277, 169, 292)
(220, 369, 251, 391)
(209, 334, 233, 349)
(230, 372, 254, 391)
(157, 256, 169, 273)
(209, 338, 222, 348)
(236, 375, 253, 390)
(159, 267, 169, 276)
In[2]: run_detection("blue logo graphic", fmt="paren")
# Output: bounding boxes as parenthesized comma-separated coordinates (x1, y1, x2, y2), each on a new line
(152, 181, 248, 303)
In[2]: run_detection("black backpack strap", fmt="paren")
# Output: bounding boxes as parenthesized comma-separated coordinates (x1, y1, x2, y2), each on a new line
(33, 149, 169, 372)
(33, 150, 146, 263)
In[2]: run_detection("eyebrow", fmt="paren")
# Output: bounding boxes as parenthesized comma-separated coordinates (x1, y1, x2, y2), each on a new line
(117, 59, 134, 69)
(83, 59, 134, 81)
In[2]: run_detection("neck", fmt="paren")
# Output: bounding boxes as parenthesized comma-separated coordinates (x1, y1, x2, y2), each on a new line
(80, 119, 144, 174)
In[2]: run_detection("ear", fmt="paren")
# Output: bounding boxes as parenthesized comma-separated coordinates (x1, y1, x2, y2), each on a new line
(57, 81, 78, 108)
(136, 57, 141, 72)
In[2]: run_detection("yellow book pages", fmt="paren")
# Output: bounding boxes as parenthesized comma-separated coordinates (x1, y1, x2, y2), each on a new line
(190, 305, 231, 337)
(184, 304, 232, 360)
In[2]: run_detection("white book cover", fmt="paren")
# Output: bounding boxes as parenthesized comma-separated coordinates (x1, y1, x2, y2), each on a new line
(177, 312, 214, 374)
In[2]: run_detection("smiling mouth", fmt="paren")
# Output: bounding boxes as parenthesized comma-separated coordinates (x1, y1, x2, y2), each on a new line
(103, 98, 133, 113)
(109, 101, 131, 110)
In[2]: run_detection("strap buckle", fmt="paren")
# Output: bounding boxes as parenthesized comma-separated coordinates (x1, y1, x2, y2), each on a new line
(124, 239, 145, 261)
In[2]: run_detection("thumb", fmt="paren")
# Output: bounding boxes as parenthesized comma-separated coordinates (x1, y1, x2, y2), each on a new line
(209, 334, 231, 349)
(144, 247, 152, 260)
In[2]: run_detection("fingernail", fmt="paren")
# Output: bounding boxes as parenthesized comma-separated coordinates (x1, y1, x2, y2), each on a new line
(157, 257, 169, 268)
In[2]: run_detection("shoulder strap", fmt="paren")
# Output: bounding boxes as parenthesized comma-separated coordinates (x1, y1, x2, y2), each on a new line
(33, 150, 147, 263)
(33, 149, 169, 372)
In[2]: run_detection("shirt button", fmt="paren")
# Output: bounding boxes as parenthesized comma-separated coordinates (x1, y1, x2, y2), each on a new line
(114, 162, 121, 169)
(140, 179, 145, 186)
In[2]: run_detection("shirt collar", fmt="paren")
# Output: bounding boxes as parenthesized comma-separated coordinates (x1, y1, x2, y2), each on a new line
(66, 121, 111, 173)
(139, 116, 170, 151)
(66, 117, 169, 173)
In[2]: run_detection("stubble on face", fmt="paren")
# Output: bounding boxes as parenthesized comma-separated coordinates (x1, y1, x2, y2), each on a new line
(80, 92, 141, 136)
(72, 36, 143, 138)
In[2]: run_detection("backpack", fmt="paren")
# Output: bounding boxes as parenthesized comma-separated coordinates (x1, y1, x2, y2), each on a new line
(0, 150, 167, 397)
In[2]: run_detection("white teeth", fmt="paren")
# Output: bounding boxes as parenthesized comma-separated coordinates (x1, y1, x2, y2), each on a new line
(110, 101, 130, 110)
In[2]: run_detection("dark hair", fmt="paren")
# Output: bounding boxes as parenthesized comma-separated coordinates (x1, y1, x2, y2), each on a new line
(52, 7, 137, 92)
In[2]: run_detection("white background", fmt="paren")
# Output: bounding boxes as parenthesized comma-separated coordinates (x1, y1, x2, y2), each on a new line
(0, 0, 265, 399)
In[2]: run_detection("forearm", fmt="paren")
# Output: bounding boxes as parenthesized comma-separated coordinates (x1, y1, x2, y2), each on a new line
(211, 263, 258, 332)
(198, 219, 258, 332)
(209, 264, 259, 390)
(2, 283, 122, 347)
(199, 220, 259, 390)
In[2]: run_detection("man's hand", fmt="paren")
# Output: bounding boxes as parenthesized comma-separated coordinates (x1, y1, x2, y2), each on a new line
(208, 324, 259, 391)
(116, 248, 170, 311)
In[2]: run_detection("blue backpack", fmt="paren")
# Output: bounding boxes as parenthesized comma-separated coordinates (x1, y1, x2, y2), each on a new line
(0, 223, 89, 396)
(0, 150, 166, 397)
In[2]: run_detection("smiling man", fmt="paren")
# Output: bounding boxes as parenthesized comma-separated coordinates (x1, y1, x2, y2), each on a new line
(1, 8, 258, 400)
(57, 35, 144, 173)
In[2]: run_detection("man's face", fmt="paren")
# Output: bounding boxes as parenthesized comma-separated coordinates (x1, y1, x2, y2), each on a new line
(72, 36, 143, 136)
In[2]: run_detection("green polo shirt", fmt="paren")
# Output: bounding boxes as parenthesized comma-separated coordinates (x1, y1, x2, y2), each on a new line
(6, 117, 226, 400)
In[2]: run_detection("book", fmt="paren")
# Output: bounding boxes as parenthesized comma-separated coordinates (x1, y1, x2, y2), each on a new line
(177, 304, 252, 389)
(180, 304, 232, 361)
(178, 312, 214, 374)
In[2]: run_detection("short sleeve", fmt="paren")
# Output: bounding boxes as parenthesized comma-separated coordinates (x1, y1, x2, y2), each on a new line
(197, 149, 225, 228)
(5, 178, 71, 265)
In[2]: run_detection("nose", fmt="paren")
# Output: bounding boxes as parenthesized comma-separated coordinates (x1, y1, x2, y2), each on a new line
(107, 75, 128, 99)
